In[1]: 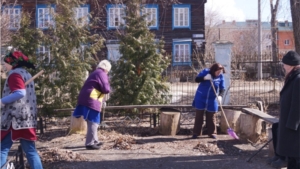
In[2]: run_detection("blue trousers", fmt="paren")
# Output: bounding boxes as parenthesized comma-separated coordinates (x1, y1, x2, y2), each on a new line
(1, 132, 43, 169)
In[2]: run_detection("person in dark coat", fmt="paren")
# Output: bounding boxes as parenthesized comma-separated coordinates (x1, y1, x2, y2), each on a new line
(266, 122, 286, 168)
(276, 50, 300, 169)
(191, 63, 226, 139)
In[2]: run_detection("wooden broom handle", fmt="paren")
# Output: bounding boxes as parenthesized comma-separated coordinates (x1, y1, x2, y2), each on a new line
(209, 80, 231, 128)
(25, 70, 44, 85)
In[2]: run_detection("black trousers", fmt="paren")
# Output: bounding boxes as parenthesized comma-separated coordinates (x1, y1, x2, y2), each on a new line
(193, 110, 217, 136)
(272, 123, 285, 160)
(287, 157, 300, 169)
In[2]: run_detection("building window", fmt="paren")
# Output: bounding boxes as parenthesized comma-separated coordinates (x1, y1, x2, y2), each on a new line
(142, 4, 158, 29)
(172, 39, 191, 65)
(2, 5, 21, 30)
(38, 45, 51, 64)
(36, 4, 55, 29)
(78, 44, 87, 59)
(72, 44, 88, 60)
(284, 40, 290, 45)
(266, 45, 271, 50)
(107, 4, 125, 29)
(107, 44, 121, 61)
(73, 5, 89, 26)
(172, 4, 191, 29)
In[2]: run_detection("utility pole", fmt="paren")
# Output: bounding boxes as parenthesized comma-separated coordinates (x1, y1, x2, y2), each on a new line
(258, 0, 263, 80)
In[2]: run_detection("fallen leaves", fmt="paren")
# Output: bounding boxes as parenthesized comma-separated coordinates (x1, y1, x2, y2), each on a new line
(39, 148, 87, 164)
(193, 142, 225, 155)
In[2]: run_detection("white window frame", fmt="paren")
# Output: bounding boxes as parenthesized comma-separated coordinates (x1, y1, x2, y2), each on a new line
(173, 40, 192, 65)
(142, 4, 158, 29)
(107, 44, 121, 62)
(3, 5, 21, 30)
(73, 5, 89, 27)
(107, 4, 125, 29)
(172, 4, 190, 29)
(284, 39, 290, 45)
(71, 44, 88, 60)
(38, 46, 51, 64)
(36, 5, 55, 29)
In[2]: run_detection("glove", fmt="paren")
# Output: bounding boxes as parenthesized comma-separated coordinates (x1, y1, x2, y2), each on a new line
(0, 99, 5, 107)
(217, 96, 222, 104)
(204, 74, 212, 80)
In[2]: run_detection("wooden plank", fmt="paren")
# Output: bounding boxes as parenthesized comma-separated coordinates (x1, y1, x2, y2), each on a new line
(53, 105, 248, 112)
(242, 108, 279, 124)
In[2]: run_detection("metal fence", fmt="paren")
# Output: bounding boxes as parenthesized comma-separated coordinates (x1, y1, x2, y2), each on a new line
(162, 60, 284, 106)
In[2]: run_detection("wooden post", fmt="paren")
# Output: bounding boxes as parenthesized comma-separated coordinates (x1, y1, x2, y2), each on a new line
(220, 109, 241, 134)
(69, 112, 87, 134)
(239, 113, 262, 142)
(268, 127, 275, 156)
(159, 108, 181, 135)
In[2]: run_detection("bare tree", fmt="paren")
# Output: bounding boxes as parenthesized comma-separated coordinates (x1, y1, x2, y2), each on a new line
(290, 0, 300, 53)
(1, 1, 17, 80)
(0, 1, 18, 47)
(204, 8, 222, 59)
(270, 0, 280, 62)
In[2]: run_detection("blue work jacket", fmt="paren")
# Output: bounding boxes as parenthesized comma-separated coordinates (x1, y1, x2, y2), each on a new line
(192, 68, 225, 112)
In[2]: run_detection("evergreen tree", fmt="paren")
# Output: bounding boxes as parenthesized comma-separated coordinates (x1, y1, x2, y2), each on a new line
(9, 0, 104, 113)
(108, 0, 170, 106)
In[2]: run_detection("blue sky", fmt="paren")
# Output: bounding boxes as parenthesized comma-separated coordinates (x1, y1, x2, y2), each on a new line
(206, 0, 292, 22)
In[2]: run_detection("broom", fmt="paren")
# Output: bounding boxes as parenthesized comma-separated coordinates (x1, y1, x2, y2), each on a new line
(25, 70, 44, 85)
(210, 80, 239, 139)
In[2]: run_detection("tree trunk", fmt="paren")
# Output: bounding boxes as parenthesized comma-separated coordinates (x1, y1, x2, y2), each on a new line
(238, 113, 262, 143)
(159, 111, 181, 136)
(220, 109, 241, 134)
(270, 0, 280, 62)
(69, 112, 87, 134)
(270, 0, 280, 76)
(290, 0, 300, 53)
(267, 127, 275, 156)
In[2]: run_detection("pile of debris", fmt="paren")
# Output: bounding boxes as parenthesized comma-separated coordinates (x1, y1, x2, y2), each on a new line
(99, 130, 137, 150)
(39, 148, 87, 164)
(112, 137, 137, 150)
(193, 142, 225, 155)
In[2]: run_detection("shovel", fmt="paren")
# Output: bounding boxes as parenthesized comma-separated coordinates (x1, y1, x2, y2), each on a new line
(210, 80, 239, 139)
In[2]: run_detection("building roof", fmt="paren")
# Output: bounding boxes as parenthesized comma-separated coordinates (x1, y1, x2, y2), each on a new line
(218, 20, 293, 31)
(218, 20, 271, 30)
(277, 21, 293, 31)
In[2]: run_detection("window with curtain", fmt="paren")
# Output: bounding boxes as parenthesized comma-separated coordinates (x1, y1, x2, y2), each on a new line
(2, 5, 21, 30)
(172, 4, 190, 29)
(107, 4, 125, 29)
(36, 4, 55, 29)
(73, 5, 89, 26)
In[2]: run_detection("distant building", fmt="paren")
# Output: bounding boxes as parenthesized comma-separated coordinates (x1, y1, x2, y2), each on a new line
(216, 20, 272, 55)
(215, 19, 294, 60)
(277, 21, 294, 58)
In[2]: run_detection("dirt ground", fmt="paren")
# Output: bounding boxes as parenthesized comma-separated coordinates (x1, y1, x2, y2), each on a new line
(6, 118, 286, 169)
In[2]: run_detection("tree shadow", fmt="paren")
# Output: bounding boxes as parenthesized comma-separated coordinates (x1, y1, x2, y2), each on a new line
(43, 148, 273, 169)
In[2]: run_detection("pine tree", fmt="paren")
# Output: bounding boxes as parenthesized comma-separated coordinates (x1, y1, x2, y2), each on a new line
(9, 0, 104, 113)
(108, 0, 170, 106)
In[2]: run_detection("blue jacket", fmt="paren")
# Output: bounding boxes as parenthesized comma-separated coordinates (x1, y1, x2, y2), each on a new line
(192, 68, 225, 112)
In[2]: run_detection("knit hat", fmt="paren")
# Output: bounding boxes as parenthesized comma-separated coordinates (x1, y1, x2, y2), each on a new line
(97, 60, 111, 72)
(4, 51, 35, 69)
(282, 51, 300, 66)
